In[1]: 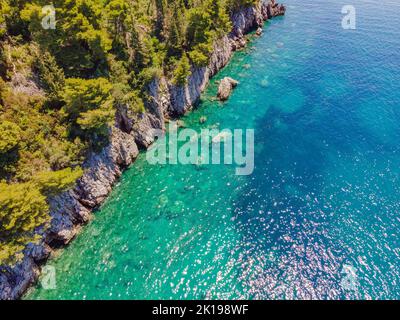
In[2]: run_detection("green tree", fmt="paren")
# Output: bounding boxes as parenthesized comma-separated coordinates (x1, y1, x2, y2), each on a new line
(207, 0, 232, 34)
(173, 53, 191, 85)
(62, 77, 115, 142)
(167, 0, 186, 58)
(33, 167, 83, 196)
(0, 181, 48, 264)
(0, 1, 11, 37)
(0, 121, 21, 154)
(35, 51, 65, 104)
(0, 167, 82, 264)
(21, 0, 112, 77)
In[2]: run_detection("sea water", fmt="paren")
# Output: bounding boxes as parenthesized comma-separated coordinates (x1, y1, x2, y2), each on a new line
(27, 0, 400, 299)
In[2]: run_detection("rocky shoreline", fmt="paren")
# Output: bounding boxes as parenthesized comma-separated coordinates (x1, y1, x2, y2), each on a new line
(0, 0, 285, 300)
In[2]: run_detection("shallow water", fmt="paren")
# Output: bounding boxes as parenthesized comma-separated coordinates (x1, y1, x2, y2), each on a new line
(28, 0, 400, 300)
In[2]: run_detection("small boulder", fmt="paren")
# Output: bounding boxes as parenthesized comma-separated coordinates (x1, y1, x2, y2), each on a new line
(199, 116, 207, 124)
(176, 120, 186, 128)
(217, 77, 239, 101)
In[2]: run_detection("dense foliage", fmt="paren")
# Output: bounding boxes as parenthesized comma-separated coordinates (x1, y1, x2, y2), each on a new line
(0, 0, 260, 264)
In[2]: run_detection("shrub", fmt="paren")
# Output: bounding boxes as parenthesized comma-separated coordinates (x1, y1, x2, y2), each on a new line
(34, 167, 83, 196)
(0, 121, 21, 154)
(62, 77, 115, 142)
(173, 54, 191, 86)
(0, 181, 48, 264)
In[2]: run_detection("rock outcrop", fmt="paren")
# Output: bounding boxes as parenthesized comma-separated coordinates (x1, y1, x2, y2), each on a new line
(217, 77, 239, 101)
(0, 0, 286, 300)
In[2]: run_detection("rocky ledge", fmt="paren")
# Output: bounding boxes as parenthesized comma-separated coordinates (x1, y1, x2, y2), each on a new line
(0, 0, 285, 300)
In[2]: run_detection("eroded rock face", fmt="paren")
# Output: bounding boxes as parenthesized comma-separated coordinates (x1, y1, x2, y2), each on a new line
(77, 129, 139, 208)
(231, 5, 263, 38)
(0, 127, 140, 300)
(10, 72, 44, 97)
(166, 36, 233, 116)
(218, 77, 239, 101)
(133, 112, 165, 149)
(0, 0, 286, 300)
(267, 0, 286, 18)
(0, 257, 40, 300)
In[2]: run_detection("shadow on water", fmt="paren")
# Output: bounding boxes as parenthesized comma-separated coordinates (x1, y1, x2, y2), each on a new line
(230, 102, 346, 299)
(230, 65, 400, 299)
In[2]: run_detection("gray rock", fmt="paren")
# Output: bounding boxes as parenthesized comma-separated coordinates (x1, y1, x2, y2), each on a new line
(76, 128, 139, 208)
(218, 77, 239, 101)
(267, 0, 286, 18)
(0, 257, 40, 300)
(166, 36, 233, 116)
(133, 112, 164, 149)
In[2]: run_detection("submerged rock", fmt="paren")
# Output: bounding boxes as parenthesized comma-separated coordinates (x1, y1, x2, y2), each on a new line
(176, 120, 186, 128)
(199, 116, 207, 124)
(260, 78, 270, 88)
(217, 77, 239, 101)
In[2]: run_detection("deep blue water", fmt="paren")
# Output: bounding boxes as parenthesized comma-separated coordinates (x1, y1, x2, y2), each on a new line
(28, 0, 400, 299)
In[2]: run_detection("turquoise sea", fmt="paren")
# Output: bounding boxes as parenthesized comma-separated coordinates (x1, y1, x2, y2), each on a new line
(28, 0, 400, 300)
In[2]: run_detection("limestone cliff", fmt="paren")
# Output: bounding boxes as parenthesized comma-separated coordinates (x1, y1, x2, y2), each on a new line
(0, 0, 285, 300)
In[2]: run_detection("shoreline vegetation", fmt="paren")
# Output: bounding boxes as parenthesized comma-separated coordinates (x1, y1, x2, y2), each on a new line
(0, 0, 285, 300)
